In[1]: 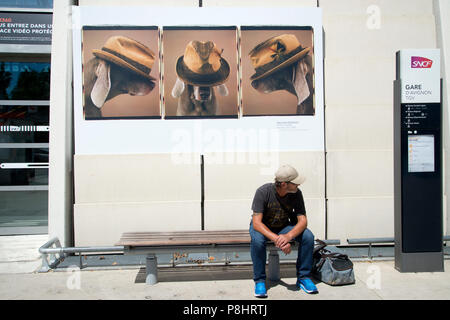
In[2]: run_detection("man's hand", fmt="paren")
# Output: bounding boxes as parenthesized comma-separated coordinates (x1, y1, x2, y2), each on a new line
(275, 234, 292, 252)
(280, 243, 292, 255)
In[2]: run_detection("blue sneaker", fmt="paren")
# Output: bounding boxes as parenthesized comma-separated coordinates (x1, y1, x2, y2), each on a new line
(254, 282, 268, 298)
(297, 278, 318, 294)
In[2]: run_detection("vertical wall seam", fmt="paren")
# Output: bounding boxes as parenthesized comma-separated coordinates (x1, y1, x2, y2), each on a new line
(201, 155, 205, 230)
(319, 0, 328, 240)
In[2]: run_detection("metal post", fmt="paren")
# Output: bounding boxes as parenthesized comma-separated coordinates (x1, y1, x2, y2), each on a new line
(268, 250, 280, 281)
(146, 254, 158, 285)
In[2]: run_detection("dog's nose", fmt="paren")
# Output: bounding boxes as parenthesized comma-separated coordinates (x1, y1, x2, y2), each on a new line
(199, 87, 211, 100)
(251, 80, 259, 89)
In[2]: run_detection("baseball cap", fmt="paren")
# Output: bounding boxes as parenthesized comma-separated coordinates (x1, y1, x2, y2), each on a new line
(275, 164, 306, 185)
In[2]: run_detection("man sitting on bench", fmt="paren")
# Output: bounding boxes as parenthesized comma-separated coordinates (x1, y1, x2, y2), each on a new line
(250, 164, 318, 297)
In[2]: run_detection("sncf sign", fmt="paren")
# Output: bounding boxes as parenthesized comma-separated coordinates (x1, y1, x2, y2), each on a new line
(411, 56, 433, 69)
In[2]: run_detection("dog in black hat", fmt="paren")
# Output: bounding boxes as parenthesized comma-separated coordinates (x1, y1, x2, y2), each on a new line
(171, 40, 230, 116)
(249, 34, 314, 115)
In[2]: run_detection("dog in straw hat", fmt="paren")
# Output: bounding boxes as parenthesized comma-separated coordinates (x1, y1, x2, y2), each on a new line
(83, 35, 157, 119)
(171, 40, 230, 116)
(249, 34, 314, 115)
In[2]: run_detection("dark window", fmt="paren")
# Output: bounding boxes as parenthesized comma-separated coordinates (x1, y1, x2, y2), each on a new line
(0, 105, 49, 142)
(1, 0, 53, 9)
(0, 62, 50, 100)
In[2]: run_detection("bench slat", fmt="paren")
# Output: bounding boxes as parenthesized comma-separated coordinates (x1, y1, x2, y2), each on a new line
(120, 230, 249, 236)
(117, 230, 251, 246)
(120, 234, 250, 239)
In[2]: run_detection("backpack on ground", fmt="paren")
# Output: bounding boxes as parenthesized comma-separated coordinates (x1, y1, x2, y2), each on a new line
(312, 239, 355, 286)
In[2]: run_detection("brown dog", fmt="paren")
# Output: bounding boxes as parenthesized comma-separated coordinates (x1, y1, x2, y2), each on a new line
(84, 58, 155, 118)
(171, 77, 228, 116)
(249, 34, 314, 115)
(83, 36, 157, 119)
(172, 40, 230, 116)
(250, 54, 314, 115)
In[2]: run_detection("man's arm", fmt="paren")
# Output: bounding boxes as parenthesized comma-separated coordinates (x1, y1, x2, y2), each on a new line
(252, 213, 278, 242)
(274, 215, 308, 252)
(253, 213, 308, 254)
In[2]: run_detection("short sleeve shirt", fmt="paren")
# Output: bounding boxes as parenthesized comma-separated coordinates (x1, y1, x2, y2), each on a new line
(251, 183, 306, 232)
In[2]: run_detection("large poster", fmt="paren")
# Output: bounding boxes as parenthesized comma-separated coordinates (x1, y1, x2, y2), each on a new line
(241, 27, 315, 116)
(82, 27, 160, 120)
(163, 26, 239, 119)
(72, 7, 324, 154)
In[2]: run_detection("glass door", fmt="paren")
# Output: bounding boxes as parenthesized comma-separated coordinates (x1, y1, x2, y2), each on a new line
(0, 60, 50, 235)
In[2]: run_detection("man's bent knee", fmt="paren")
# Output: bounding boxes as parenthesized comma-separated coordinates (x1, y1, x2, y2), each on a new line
(251, 233, 267, 247)
(301, 228, 314, 244)
(295, 228, 314, 245)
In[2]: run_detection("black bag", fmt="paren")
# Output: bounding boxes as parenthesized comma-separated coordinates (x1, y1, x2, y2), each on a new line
(312, 239, 355, 286)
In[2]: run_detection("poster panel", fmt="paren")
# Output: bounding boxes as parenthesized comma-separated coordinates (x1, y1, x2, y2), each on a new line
(163, 26, 238, 119)
(72, 7, 324, 155)
(241, 26, 314, 116)
(81, 27, 160, 120)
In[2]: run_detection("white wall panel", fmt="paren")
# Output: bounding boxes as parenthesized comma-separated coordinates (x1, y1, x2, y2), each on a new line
(74, 201, 202, 246)
(204, 151, 325, 200)
(327, 150, 393, 198)
(327, 197, 394, 242)
(204, 199, 252, 231)
(74, 153, 201, 203)
(325, 57, 395, 106)
(304, 198, 326, 239)
(326, 104, 393, 150)
(324, 15, 436, 59)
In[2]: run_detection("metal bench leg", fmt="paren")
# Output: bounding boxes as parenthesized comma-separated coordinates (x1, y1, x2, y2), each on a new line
(146, 254, 158, 285)
(268, 250, 280, 281)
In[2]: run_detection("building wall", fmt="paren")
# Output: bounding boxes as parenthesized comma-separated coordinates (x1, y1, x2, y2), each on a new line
(48, 0, 74, 246)
(49, 0, 449, 246)
(321, 0, 438, 242)
(434, 0, 450, 248)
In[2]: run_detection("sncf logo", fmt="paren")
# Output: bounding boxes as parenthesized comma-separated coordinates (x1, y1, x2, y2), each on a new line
(411, 56, 433, 68)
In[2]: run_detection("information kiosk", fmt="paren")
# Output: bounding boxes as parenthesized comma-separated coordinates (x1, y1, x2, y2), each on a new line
(394, 49, 444, 272)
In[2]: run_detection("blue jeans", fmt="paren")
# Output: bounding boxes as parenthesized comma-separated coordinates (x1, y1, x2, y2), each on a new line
(249, 222, 314, 283)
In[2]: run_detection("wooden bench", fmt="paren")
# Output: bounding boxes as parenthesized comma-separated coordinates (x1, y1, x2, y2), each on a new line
(116, 230, 296, 285)
(117, 230, 340, 285)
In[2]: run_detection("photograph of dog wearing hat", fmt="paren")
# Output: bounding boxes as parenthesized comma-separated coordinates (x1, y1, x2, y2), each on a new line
(241, 28, 314, 116)
(163, 27, 238, 118)
(82, 28, 160, 120)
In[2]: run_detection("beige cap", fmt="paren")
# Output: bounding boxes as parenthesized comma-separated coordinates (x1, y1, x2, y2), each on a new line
(275, 164, 306, 185)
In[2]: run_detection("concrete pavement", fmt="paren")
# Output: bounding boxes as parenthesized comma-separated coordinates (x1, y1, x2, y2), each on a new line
(0, 260, 449, 300)
(1, 235, 449, 300)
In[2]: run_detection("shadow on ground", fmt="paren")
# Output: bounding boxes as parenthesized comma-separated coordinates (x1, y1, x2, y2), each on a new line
(134, 263, 303, 285)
